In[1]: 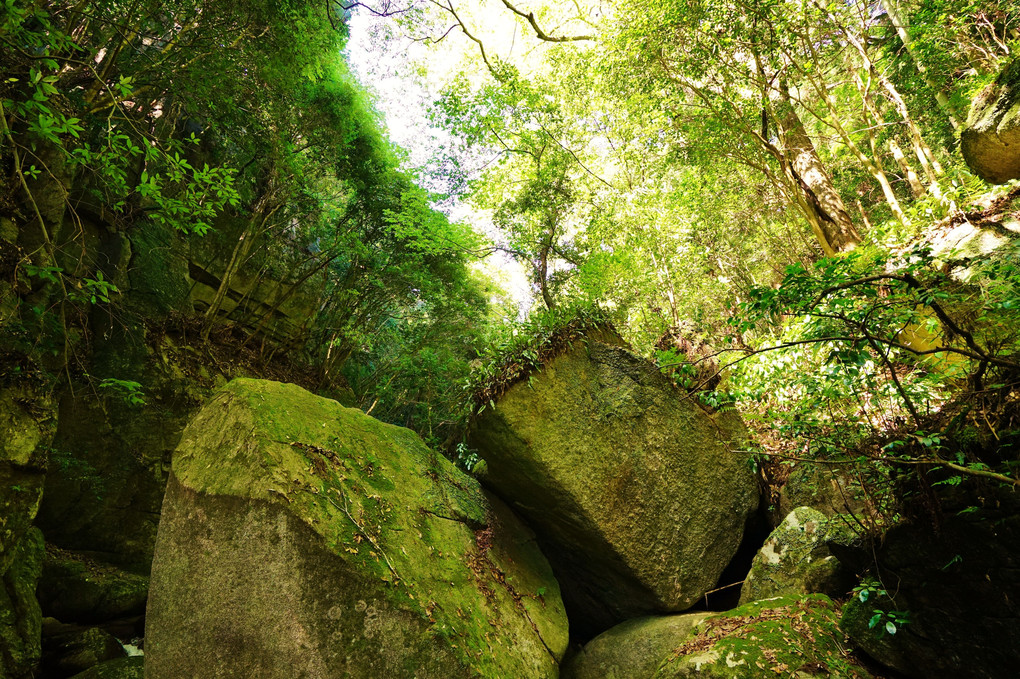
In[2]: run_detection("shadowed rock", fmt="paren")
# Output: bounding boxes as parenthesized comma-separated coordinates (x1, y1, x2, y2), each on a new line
(563, 612, 709, 679)
(739, 507, 856, 604)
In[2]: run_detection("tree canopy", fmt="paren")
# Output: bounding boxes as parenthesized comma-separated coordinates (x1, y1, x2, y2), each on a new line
(3, 0, 1019, 491)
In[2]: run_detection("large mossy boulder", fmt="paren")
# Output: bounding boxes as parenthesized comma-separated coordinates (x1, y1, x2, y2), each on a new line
(835, 484, 1020, 679)
(563, 612, 710, 679)
(739, 507, 857, 604)
(961, 59, 1020, 184)
(654, 595, 872, 678)
(469, 333, 758, 634)
(146, 378, 568, 679)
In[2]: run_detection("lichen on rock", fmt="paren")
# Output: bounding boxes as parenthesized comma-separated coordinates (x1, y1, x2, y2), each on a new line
(654, 595, 872, 678)
(739, 507, 857, 604)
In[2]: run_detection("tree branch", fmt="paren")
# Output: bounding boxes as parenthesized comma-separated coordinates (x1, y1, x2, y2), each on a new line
(499, 0, 594, 42)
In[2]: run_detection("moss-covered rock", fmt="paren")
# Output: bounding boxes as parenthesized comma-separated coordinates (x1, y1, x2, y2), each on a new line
(563, 612, 710, 679)
(961, 59, 1020, 184)
(69, 656, 143, 679)
(0, 378, 52, 679)
(145, 378, 568, 678)
(654, 595, 872, 678)
(469, 335, 758, 635)
(40, 620, 126, 677)
(0, 382, 53, 575)
(38, 546, 149, 623)
(739, 508, 857, 604)
(0, 527, 44, 678)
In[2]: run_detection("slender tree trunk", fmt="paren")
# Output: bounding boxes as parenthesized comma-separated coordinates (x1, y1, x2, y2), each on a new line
(649, 249, 679, 326)
(200, 193, 279, 341)
(83, 3, 143, 105)
(890, 139, 925, 197)
(240, 251, 342, 349)
(813, 0, 947, 181)
(850, 70, 925, 199)
(775, 84, 862, 255)
(855, 199, 874, 231)
(538, 238, 555, 310)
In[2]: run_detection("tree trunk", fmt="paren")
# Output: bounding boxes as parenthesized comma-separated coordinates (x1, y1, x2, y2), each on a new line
(538, 237, 556, 310)
(775, 86, 862, 255)
(890, 139, 925, 198)
(200, 193, 279, 341)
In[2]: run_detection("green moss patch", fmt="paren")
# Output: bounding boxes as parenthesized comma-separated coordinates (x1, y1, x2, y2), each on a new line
(655, 595, 872, 679)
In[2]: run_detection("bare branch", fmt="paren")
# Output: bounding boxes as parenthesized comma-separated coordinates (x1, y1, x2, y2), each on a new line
(499, 0, 594, 42)
(426, 0, 500, 78)
(338, 1, 414, 18)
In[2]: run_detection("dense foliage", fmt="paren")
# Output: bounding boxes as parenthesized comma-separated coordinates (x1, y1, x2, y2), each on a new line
(0, 0, 494, 443)
(4, 0, 1020, 493)
(347, 0, 1020, 503)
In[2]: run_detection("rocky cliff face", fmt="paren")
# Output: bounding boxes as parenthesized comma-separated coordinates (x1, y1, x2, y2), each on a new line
(3, 188, 324, 567)
(145, 379, 568, 678)
(1, 194, 326, 676)
(469, 334, 759, 636)
(0, 374, 53, 678)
